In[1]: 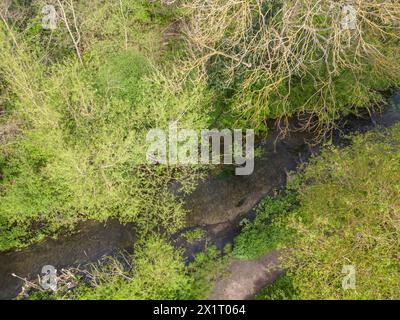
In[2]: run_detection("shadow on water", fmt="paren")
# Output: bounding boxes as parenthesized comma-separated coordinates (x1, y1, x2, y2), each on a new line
(1, 92, 400, 299)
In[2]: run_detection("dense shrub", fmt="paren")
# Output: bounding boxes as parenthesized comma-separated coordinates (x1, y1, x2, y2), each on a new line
(237, 124, 400, 299)
(69, 237, 194, 300)
(23, 238, 229, 300)
(233, 189, 299, 259)
(184, 0, 400, 136)
(0, 1, 212, 250)
(2, 0, 400, 301)
(3, 0, 179, 64)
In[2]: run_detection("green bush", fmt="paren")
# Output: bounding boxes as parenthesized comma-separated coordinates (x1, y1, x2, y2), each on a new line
(71, 237, 194, 300)
(283, 124, 400, 299)
(233, 189, 299, 259)
(5, 0, 180, 64)
(246, 124, 400, 299)
(256, 273, 299, 300)
(0, 24, 212, 250)
(187, 244, 231, 299)
(23, 238, 229, 300)
(184, 0, 400, 134)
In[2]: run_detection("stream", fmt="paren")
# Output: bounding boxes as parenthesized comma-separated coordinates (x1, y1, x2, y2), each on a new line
(1, 93, 400, 300)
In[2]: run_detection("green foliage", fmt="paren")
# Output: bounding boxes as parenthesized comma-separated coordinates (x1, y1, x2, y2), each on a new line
(250, 124, 400, 299)
(233, 188, 299, 259)
(6, 0, 181, 64)
(25, 238, 230, 300)
(183, 228, 205, 244)
(2, 0, 400, 301)
(256, 273, 299, 300)
(68, 237, 194, 300)
(187, 244, 231, 299)
(283, 124, 400, 299)
(0, 17, 212, 250)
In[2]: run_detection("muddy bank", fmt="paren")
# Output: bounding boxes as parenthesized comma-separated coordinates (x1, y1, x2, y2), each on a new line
(1, 94, 400, 300)
(0, 221, 135, 300)
(209, 251, 284, 300)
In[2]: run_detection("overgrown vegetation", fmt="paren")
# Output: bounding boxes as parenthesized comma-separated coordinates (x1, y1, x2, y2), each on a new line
(22, 237, 230, 300)
(183, 227, 205, 244)
(183, 0, 400, 137)
(237, 124, 400, 299)
(0, 1, 212, 250)
(64, 237, 194, 300)
(233, 189, 299, 259)
(1, 0, 400, 301)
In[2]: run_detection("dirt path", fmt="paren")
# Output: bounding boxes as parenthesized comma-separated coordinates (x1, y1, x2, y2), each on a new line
(209, 251, 284, 300)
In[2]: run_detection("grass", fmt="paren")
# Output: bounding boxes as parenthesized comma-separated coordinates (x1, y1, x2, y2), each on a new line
(236, 123, 400, 299)
(22, 237, 230, 300)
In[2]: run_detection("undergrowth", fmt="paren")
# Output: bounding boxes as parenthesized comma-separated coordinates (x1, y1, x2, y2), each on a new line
(22, 237, 230, 300)
(237, 124, 400, 299)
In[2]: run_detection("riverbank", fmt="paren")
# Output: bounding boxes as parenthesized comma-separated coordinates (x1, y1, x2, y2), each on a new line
(2, 96, 400, 300)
